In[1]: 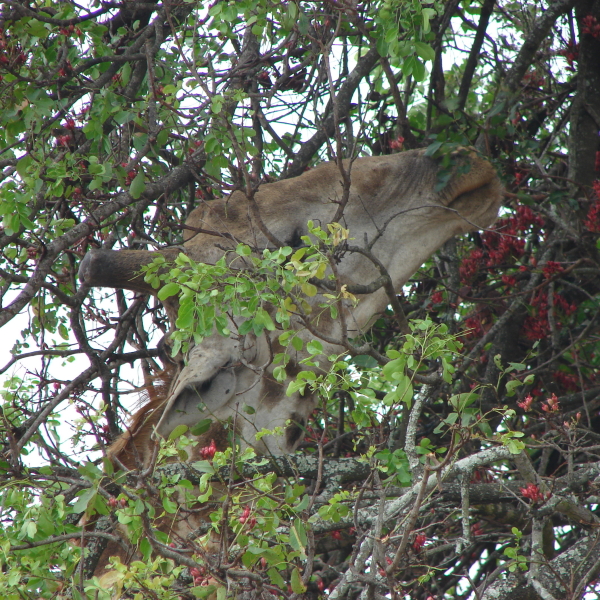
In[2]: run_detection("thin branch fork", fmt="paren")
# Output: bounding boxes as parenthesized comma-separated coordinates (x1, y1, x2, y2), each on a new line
(346, 243, 410, 335)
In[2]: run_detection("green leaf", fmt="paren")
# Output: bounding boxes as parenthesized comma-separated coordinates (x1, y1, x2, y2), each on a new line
(192, 585, 218, 598)
(286, 380, 306, 396)
(268, 568, 286, 588)
(445, 412, 459, 426)
(488, 100, 506, 117)
(421, 8, 437, 33)
(273, 365, 287, 382)
(382, 356, 405, 382)
(301, 282, 317, 297)
(298, 10, 309, 35)
(72, 487, 97, 514)
(395, 374, 413, 406)
(256, 308, 275, 331)
(239, 319, 254, 335)
(507, 439, 525, 454)
(412, 57, 426, 81)
(351, 355, 378, 368)
(477, 419, 493, 438)
(414, 42, 435, 61)
(163, 497, 178, 513)
(505, 379, 522, 396)
(129, 172, 146, 199)
(493, 354, 503, 369)
(168, 424, 189, 441)
(16, 155, 32, 179)
(306, 340, 323, 355)
(376, 36, 389, 57)
(289, 519, 307, 552)
(140, 538, 152, 561)
(425, 141, 443, 156)
(449, 392, 478, 411)
(291, 336, 303, 352)
(177, 301, 195, 330)
(290, 567, 307, 593)
(158, 282, 181, 301)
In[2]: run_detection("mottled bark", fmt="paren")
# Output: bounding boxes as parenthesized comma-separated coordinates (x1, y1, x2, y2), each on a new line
(481, 534, 600, 600)
(568, 0, 600, 190)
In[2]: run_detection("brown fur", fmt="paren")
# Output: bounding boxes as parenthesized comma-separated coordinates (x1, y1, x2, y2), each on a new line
(108, 367, 176, 470)
(95, 372, 231, 580)
(79, 149, 503, 580)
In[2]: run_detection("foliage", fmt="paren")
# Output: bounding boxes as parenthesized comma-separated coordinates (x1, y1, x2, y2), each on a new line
(2, 1, 600, 599)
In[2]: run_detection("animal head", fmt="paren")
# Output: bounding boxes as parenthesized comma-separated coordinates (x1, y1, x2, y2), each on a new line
(79, 148, 502, 466)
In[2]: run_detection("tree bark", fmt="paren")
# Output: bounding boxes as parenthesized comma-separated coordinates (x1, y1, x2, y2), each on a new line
(568, 0, 600, 190)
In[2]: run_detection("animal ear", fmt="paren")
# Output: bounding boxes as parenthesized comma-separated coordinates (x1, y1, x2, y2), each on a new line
(154, 338, 238, 438)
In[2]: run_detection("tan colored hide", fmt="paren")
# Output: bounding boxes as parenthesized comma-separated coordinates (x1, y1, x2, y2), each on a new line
(79, 148, 502, 466)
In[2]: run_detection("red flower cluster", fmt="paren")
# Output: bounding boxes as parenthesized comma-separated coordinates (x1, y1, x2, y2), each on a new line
(58, 60, 72, 78)
(239, 505, 251, 524)
(378, 557, 393, 577)
(389, 135, 405, 150)
(558, 40, 579, 67)
(553, 371, 578, 392)
(190, 566, 209, 587)
(472, 467, 494, 483)
(464, 314, 485, 339)
(584, 182, 600, 232)
(55, 134, 71, 147)
(481, 230, 525, 268)
(459, 248, 485, 282)
(413, 533, 427, 552)
(582, 15, 600, 38)
(523, 292, 576, 340)
(554, 293, 577, 316)
(200, 439, 217, 460)
(517, 394, 534, 411)
(471, 522, 484, 536)
(523, 292, 550, 340)
(520, 483, 544, 503)
(0, 29, 27, 68)
(238, 505, 256, 528)
(542, 261, 564, 278)
(60, 24, 82, 36)
(430, 291, 444, 304)
(460, 206, 543, 284)
(514, 169, 528, 185)
(542, 393, 560, 413)
(522, 70, 544, 90)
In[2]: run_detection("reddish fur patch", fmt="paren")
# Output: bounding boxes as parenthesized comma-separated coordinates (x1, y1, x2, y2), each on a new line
(108, 365, 177, 470)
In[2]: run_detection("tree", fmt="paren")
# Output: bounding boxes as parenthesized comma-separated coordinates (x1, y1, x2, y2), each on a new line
(1, 0, 600, 599)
